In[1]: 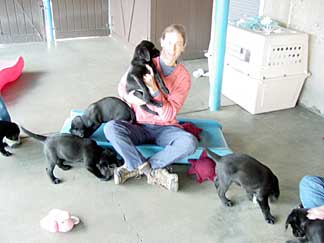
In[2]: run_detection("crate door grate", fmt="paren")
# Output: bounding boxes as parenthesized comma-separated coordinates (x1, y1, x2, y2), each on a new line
(268, 45, 303, 67)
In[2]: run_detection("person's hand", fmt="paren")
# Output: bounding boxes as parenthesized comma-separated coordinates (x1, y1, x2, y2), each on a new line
(307, 205, 324, 220)
(144, 65, 158, 93)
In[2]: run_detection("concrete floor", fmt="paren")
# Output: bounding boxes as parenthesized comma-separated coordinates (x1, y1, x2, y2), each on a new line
(1, 37, 324, 243)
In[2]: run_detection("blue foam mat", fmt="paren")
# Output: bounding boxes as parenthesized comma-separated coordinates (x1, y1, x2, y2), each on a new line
(61, 110, 232, 164)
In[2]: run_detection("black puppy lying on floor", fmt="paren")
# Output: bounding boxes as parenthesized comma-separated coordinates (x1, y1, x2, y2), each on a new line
(21, 126, 121, 184)
(0, 120, 20, 156)
(205, 148, 280, 224)
(70, 96, 135, 138)
(126, 40, 169, 115)
(286, 208, 324, 243)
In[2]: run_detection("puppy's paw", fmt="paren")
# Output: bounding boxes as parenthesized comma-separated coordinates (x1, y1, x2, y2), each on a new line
(5, 137, 21, 148)
(224, 200, 233, 207)
(247, 193, 254, 201)
(101, 175, 112, 181)
(52, 178, 62, 184)
(150, 100, 163, 107)
(60, 165, 72, 170)
(265, 215, 275, 224)
(1, 150, 12, 156)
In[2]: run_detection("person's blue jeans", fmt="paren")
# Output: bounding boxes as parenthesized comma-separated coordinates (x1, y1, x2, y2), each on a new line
(0, 96, 11, 121)
(103, 120, 198, 171)
(299, 175, 324, 208)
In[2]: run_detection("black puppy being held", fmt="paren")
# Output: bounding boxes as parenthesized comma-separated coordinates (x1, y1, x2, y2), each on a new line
(205, 148, 280, 224)
(286, 208, 324, 243)
(70, 96, 135, 138)
(0, 120, 20, 156)
(21, 126, 119, 184)
(126, 40, 169, 115)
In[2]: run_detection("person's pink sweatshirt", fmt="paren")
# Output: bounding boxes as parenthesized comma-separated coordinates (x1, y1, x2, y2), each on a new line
(118, 57, 191, 126)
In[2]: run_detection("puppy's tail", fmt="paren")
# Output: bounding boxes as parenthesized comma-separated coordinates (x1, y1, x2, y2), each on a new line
(204, 146, 222, 161)
(21, 126, 47, 142)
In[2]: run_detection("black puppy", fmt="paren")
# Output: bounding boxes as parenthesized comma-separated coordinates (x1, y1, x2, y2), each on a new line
(206, 148, 280, 224)
(70, 96, 135, 138)
(21, 126, 118, 184)
(126, 40, 169, 115)
(0, 120, 20, 156)
(286, 208, 324, 243)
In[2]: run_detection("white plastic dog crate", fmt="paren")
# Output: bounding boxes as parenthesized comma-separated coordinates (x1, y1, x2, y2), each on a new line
(222, 24, 309, 114)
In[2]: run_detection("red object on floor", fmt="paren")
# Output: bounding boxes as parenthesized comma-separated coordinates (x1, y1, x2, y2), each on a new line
(181, 122, 203, 141)
(188, 150, 216, 184)
(0, 56, 24, 91)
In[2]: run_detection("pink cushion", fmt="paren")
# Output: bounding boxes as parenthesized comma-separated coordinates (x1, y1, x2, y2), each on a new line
(0, 56, 24, 91)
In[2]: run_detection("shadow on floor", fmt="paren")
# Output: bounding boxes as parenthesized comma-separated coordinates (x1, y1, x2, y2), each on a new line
(2, 71, 46, 103)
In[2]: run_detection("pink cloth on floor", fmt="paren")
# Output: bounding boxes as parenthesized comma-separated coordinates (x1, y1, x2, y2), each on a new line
(188, 150, 216, 183)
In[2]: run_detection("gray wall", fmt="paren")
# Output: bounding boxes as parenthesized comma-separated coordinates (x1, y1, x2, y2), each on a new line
(151, 0, 213, 60)
(110, 0, 213, 60)
(262, 0, 324, 116)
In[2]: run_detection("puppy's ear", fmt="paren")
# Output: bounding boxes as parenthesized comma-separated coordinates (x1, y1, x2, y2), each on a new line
(285, 221, 290, 230)
(82, 117, 93, 128)
(102, 148, 115, 159)
(139, 47, 151, 62)
(285, 210, 296, 230)
(71, 116, 82, 127)
(299, 211, 309, 230)
(285, 220, 290, 230)
(70, 116, 86, 136)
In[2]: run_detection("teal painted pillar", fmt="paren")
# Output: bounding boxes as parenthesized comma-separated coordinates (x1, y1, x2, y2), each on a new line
(208, 0, 230, 111)
(43, 0, 55, 43)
